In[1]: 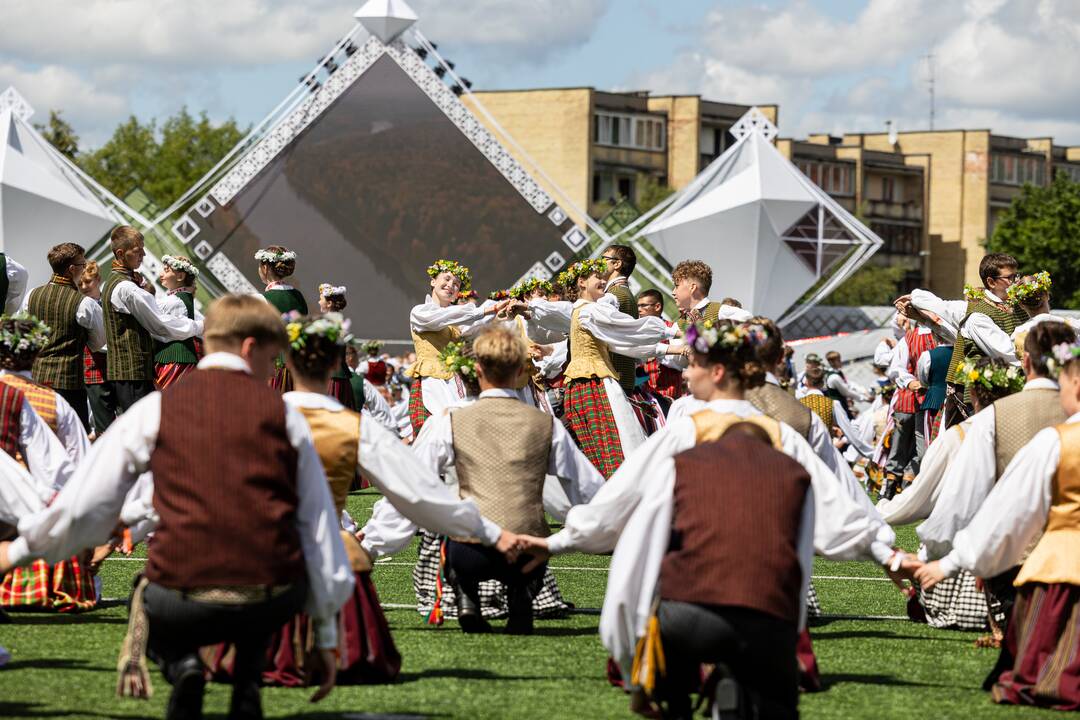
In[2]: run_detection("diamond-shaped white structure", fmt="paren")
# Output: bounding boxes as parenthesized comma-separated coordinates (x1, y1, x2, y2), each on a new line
(0, 86, 34, 123)
(643, 107, 882, 322)
(354, 0, 417, 44)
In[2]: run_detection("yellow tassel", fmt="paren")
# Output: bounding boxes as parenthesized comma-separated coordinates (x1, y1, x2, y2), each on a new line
(630, 614, 666, 695)
(116, 576, 153, 699)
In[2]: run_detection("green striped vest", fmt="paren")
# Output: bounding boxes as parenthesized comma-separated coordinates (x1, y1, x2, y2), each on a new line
(154, 292, 199, 365)
(103, 271, 155, 382)
(28, 279, 88, 389)
(607, 281, 638, 395)
(946, 295, 1027, 402)
(263, 288, 308, 316)
(0, 254, 8, 310)
(676, 301, 722, 332)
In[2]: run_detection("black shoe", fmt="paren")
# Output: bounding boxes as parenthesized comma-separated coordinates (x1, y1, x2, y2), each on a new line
(228, 680, 263, 720)
(881, 474, 899, 501)
(455, 585, 491, 634)
(165, 655, 205, 720)
(505, 585, 534, 635)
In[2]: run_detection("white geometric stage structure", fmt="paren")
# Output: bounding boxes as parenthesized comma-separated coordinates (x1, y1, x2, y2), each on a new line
(354, 0, 417, 44)
(643, 107, 882, 324)
(0, 87, 124, 288)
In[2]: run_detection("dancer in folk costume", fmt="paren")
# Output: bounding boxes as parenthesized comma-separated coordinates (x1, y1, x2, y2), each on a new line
(24, 243, 105, 431)
(0, 314, 93, 613)
(598, 245, 641, 396)
(879, 357, 1017, 631)
(153, 255, 203, 391)
(406, 259, 505, 436)
(0, 252, 28, 314)
(103, 226, 202, 413)
(521, 259, 677, 477)
(357, 339, 389, 387)
(0, 446, 50, 631)
(315, 283, 356, 410)
(1, 294, 354, 718)
(257, 246, 307, 393)
(916, 337, 1080, 710)
(77, 261, 116, 435)
(881, 319, 940, 499)
(515, 320, 914, 701)
(636, 289, 683, 403)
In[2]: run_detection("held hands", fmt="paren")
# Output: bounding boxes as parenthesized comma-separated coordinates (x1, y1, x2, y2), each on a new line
(883, 551, 924, 594)
(913, 560, 948, 590)
(495, 529, 522, 564)
(514, 535, 552, 574)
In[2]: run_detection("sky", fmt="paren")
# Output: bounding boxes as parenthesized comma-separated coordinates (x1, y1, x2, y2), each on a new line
(1, 0, 1078, 150)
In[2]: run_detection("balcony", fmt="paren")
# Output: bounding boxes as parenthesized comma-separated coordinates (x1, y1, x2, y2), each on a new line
(865, 200, 922, 223)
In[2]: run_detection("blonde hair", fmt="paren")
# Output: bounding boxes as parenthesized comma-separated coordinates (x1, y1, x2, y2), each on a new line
(473, 324, 528, 385)
(110, 225, 144, 253)
(672, 260, 713, 293)
(83, 260, 101, 281)
(203, 294, 287, 351)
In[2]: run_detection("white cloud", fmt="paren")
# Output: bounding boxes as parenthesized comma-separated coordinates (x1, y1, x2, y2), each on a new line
(0, 63, 128, 141)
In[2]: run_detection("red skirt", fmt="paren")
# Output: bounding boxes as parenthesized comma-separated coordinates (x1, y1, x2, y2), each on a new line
(564, 377, 624, 479)
(0, 556, 96, 612)
(204, 572, 400, 687)
(327, 377, 356, 411)
(154, 362, 195, 391)
(408, 378, 430, 437)
(992, 582, 1080, 710)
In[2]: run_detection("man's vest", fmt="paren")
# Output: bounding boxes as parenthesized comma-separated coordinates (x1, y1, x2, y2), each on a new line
(28, 278, 88, 390)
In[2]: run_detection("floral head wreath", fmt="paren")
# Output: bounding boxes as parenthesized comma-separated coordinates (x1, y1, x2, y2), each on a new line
(963, 284, 984, 302)
(458, 289, 478, 302)
(1006, 271, 1051, 306)
(318, 283, 347, 300)
(557, 258, 608, 289)
(439, 340, 476, 379)
(282, 311, 353, 351)
(161, 255, 200, 278)
(427, 259, 472, 292)
(1047, 341, 1080, 380)
(255, 248, 297, 263)
(488, 289, 511, 301)
(959, 358, 1025, 392)
(0, 312, 52, 355)
(685, 320, 770, 355)
(361, 339, 384, 354)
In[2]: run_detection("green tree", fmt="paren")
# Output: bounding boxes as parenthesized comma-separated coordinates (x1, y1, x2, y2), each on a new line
(987, 171, 1080, 308)
(34, 110, 80, 160)
(818, 264, 907, 306)
(78, 108, 247, 208)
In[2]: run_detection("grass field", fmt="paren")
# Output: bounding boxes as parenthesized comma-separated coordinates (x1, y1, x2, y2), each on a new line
(0, 488, 1050, 719)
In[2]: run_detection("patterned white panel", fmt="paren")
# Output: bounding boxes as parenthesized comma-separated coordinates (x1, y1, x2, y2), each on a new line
(561, 226, 588, 252)
(194, 196, 216, 218)
(545, 252, 565, 271)
(193, 241, 213, 260)
(207, 253, 260, 294)
(730, 107, 778, 142)
(0, 86, 34, 121)
(171, 215, 200, 245)
(384, 41, 554, 214)
(517, 262, 552, 286)
(547, 206, 567, 226)
(209, 36, 387, 206)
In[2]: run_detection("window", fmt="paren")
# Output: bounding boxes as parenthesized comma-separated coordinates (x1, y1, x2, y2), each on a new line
(795, 160, 854, 196)
(592, 171, 635, 204)
(881, 176, 895, 203)
(992, 153, 1048, 186)
(593, 111, 665, 151)
(872, 223, 921, 256)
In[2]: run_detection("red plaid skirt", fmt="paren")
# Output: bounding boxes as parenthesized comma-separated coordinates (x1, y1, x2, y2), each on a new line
(993, 582, 1080, 710)
(564, 377, 624, 479)
(154, 362, 195, 391)
(0, 556, 96, 612)
(409, 378, 430, 436)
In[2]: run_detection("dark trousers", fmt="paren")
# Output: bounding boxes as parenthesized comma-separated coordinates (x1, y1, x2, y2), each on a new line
(657, 600, 798, 720)
(87, 382, 116, 434)
(143, 579, 306, 692)
(445, 541, 547, 604)
(54, 386, 89, 433)
(885, 410, 921, 477)
(112, 379, 155, 414)
(983, 566, 1022, 690)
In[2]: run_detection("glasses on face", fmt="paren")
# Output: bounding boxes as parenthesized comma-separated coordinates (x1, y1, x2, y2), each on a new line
(601, 255, 618, 262)
(637, 303, 657, 310)
(993, 273, 1018, 283)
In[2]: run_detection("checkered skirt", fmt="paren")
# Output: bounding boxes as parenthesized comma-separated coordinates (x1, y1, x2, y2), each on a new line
(412, 531, 570, 620)
(408, 378, 430, 436)
(564, 378, 624, 479)
(916, 569, 1002, 630)
(0, 556, 97, 612)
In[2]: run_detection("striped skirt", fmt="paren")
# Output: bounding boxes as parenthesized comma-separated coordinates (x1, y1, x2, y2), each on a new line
(327, 377, 356, 411)
(564, 377, 624, 479)
(0, 557, 96, 612)
(992, 582, 1080, 710)
(269, 365, 293, 394)
(409, 378, 430, 436)
(154, 362, 196, 391)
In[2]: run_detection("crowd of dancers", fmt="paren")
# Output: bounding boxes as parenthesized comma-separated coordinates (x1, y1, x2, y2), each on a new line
(0, 228, 1077, 719)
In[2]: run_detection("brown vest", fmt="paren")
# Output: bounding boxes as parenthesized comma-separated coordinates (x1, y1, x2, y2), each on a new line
(746, 382, 813, 440)
(146, 368, 304, 589)
(660, 433, 809, 624)
(993, 387, 1067, 478)
(451, 396, 552, 539)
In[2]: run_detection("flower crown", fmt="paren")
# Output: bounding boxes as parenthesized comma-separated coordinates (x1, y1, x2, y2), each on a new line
(1006, 271, 1051, 305)
(685, 320, 770, 355)
(458, 289, 478, 302)
(439, 340, 476, 378)
(427, 259, 472, 292)
(557, 258, 608, 288)
(255, 248, 297, 263)
(488, 289, 511, 301)
(361, 339, 384, 354)
(959, 358, 1025, 393)
(1047, 341, 1080, 379)
(318, 283, 346, 299)
(283, 311, 353, 351)
(0, 312, 52, 354)
(161, 255, 200, 278)
(963, 284, 984, 302)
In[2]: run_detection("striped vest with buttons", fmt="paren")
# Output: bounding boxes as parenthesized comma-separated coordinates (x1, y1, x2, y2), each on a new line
(28, 278, 89, 390)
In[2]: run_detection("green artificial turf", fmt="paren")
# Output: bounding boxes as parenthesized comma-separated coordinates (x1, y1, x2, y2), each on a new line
(0, 489, 1052, 719)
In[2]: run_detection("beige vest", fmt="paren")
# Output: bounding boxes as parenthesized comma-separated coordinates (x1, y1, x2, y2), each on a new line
(451, 397, 553, 539)
(691, 410, 783, 449)
(1016, 422, 1080, 587)
(297, 406, 360, 515)
(993, 387, 1067, 478)
(408, 325, 461, 380)
(564, 305, 616, 382)
(745, 383, 813, 440)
